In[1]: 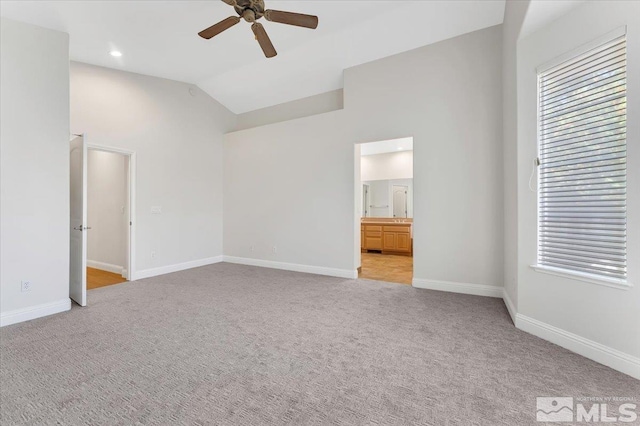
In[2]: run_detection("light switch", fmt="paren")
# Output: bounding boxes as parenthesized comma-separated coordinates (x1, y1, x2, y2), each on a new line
(151, 206, 162, 215)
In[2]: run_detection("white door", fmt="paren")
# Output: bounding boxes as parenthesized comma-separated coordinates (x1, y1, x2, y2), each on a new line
(392, 185, 408, 218)
(70, 135, 87, 306)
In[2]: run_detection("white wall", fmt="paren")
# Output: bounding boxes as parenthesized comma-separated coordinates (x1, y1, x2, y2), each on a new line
(87, 150, 127, 271)
(0, 18, 71, 322)
(224, 25, 504, 289)
(516, 1, 640, 374)
(71, 62, 236, 276)
(235, 89, 343, 131)
(345, 25, 504, 288)
(502, 0, 530, 313)
(224, 111, 355, 276)
(360, 151, 413, 181)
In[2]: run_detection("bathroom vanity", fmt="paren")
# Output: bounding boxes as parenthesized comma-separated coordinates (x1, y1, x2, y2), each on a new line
(361, 218, 413, 256)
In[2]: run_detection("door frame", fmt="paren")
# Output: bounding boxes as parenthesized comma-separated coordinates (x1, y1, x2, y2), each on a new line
(354, 138, 415, 281)
(86, 143, 137, 282)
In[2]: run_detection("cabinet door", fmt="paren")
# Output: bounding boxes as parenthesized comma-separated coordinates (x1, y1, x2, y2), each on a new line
(361, 230, 365, 249)
(396, 233, 411, 252)
(383, 232, 396, 250)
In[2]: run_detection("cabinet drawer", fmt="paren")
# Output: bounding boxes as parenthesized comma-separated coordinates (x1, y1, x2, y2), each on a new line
(365, 231, 382, 237)
(365, 237, 382, 250)
(384, 226, 410, 233)
(365, 225, 382, 232)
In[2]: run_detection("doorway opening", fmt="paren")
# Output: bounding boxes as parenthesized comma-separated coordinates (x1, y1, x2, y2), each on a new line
(356, 137, 414, 285)
(69, 135, 136, 306)
(86, 149, 129, 289)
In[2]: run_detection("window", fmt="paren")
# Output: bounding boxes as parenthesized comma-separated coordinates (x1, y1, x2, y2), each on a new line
(537, 33, 627, 282)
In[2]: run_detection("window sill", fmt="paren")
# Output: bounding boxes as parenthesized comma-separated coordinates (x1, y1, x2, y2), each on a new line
(530, 264, 632, 290)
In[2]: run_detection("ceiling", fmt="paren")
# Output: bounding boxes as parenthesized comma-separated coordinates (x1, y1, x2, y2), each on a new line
(360, 137, 413, 157)
(519, 0, 585, 39)
(0, 1, 505, 114)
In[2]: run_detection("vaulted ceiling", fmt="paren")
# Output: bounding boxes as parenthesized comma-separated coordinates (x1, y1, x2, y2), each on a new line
(1, 1, 509, 113)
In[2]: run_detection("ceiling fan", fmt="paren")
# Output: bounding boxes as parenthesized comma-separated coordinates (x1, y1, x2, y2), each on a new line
(198, 0, 319, 58)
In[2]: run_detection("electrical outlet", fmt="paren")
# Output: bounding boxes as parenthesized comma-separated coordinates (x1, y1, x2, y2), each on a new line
(21, 281, 31, 292)
(272, 246, 277, 253)
(250, 245, 255, 252)
(151, 251, 156, 259)
(151, 206, 162, 215)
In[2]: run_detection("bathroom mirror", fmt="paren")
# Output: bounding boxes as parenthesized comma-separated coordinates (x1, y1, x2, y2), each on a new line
(362, 179, 413, 218)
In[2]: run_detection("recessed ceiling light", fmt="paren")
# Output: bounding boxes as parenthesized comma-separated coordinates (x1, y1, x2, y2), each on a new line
(109, 51, 122, 57)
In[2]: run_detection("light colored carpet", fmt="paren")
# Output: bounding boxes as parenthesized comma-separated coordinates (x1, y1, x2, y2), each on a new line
(1, 263, 637, 425)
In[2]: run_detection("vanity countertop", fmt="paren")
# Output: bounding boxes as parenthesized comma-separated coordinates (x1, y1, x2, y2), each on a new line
(361, 221, 412, 226)
(361, 218, 412, 226)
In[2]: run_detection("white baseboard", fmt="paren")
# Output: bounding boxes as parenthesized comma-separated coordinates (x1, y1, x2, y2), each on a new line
(135, 256, 224, 280)
(1, 298, 71, 327)
(412, 278, 503, 298)
(223, 256, 358, 279)
(87, 260, 123, 275)
(515, 313, 640, 380)
(420, 280, 640, 379)
(502, 288, 516, 324)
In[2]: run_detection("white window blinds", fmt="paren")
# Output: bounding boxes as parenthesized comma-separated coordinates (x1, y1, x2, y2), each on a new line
(538, 35, 627, 281)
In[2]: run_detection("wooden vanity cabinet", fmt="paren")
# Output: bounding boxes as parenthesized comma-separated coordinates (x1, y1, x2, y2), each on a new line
(361, 221, 412, 255)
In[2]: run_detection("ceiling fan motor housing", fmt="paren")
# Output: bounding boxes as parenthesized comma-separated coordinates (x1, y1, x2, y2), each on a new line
(235, 0, 265, 21)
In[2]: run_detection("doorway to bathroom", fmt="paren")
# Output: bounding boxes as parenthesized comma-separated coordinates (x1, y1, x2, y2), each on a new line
(356, 137, 414, 285)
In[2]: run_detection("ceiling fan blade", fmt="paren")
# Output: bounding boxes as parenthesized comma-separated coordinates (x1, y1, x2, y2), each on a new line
(264, 10, 318, 29)
(251, 23, 277, 58)
(220, 0, 236, 5)
(198, 16, 241, 39)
